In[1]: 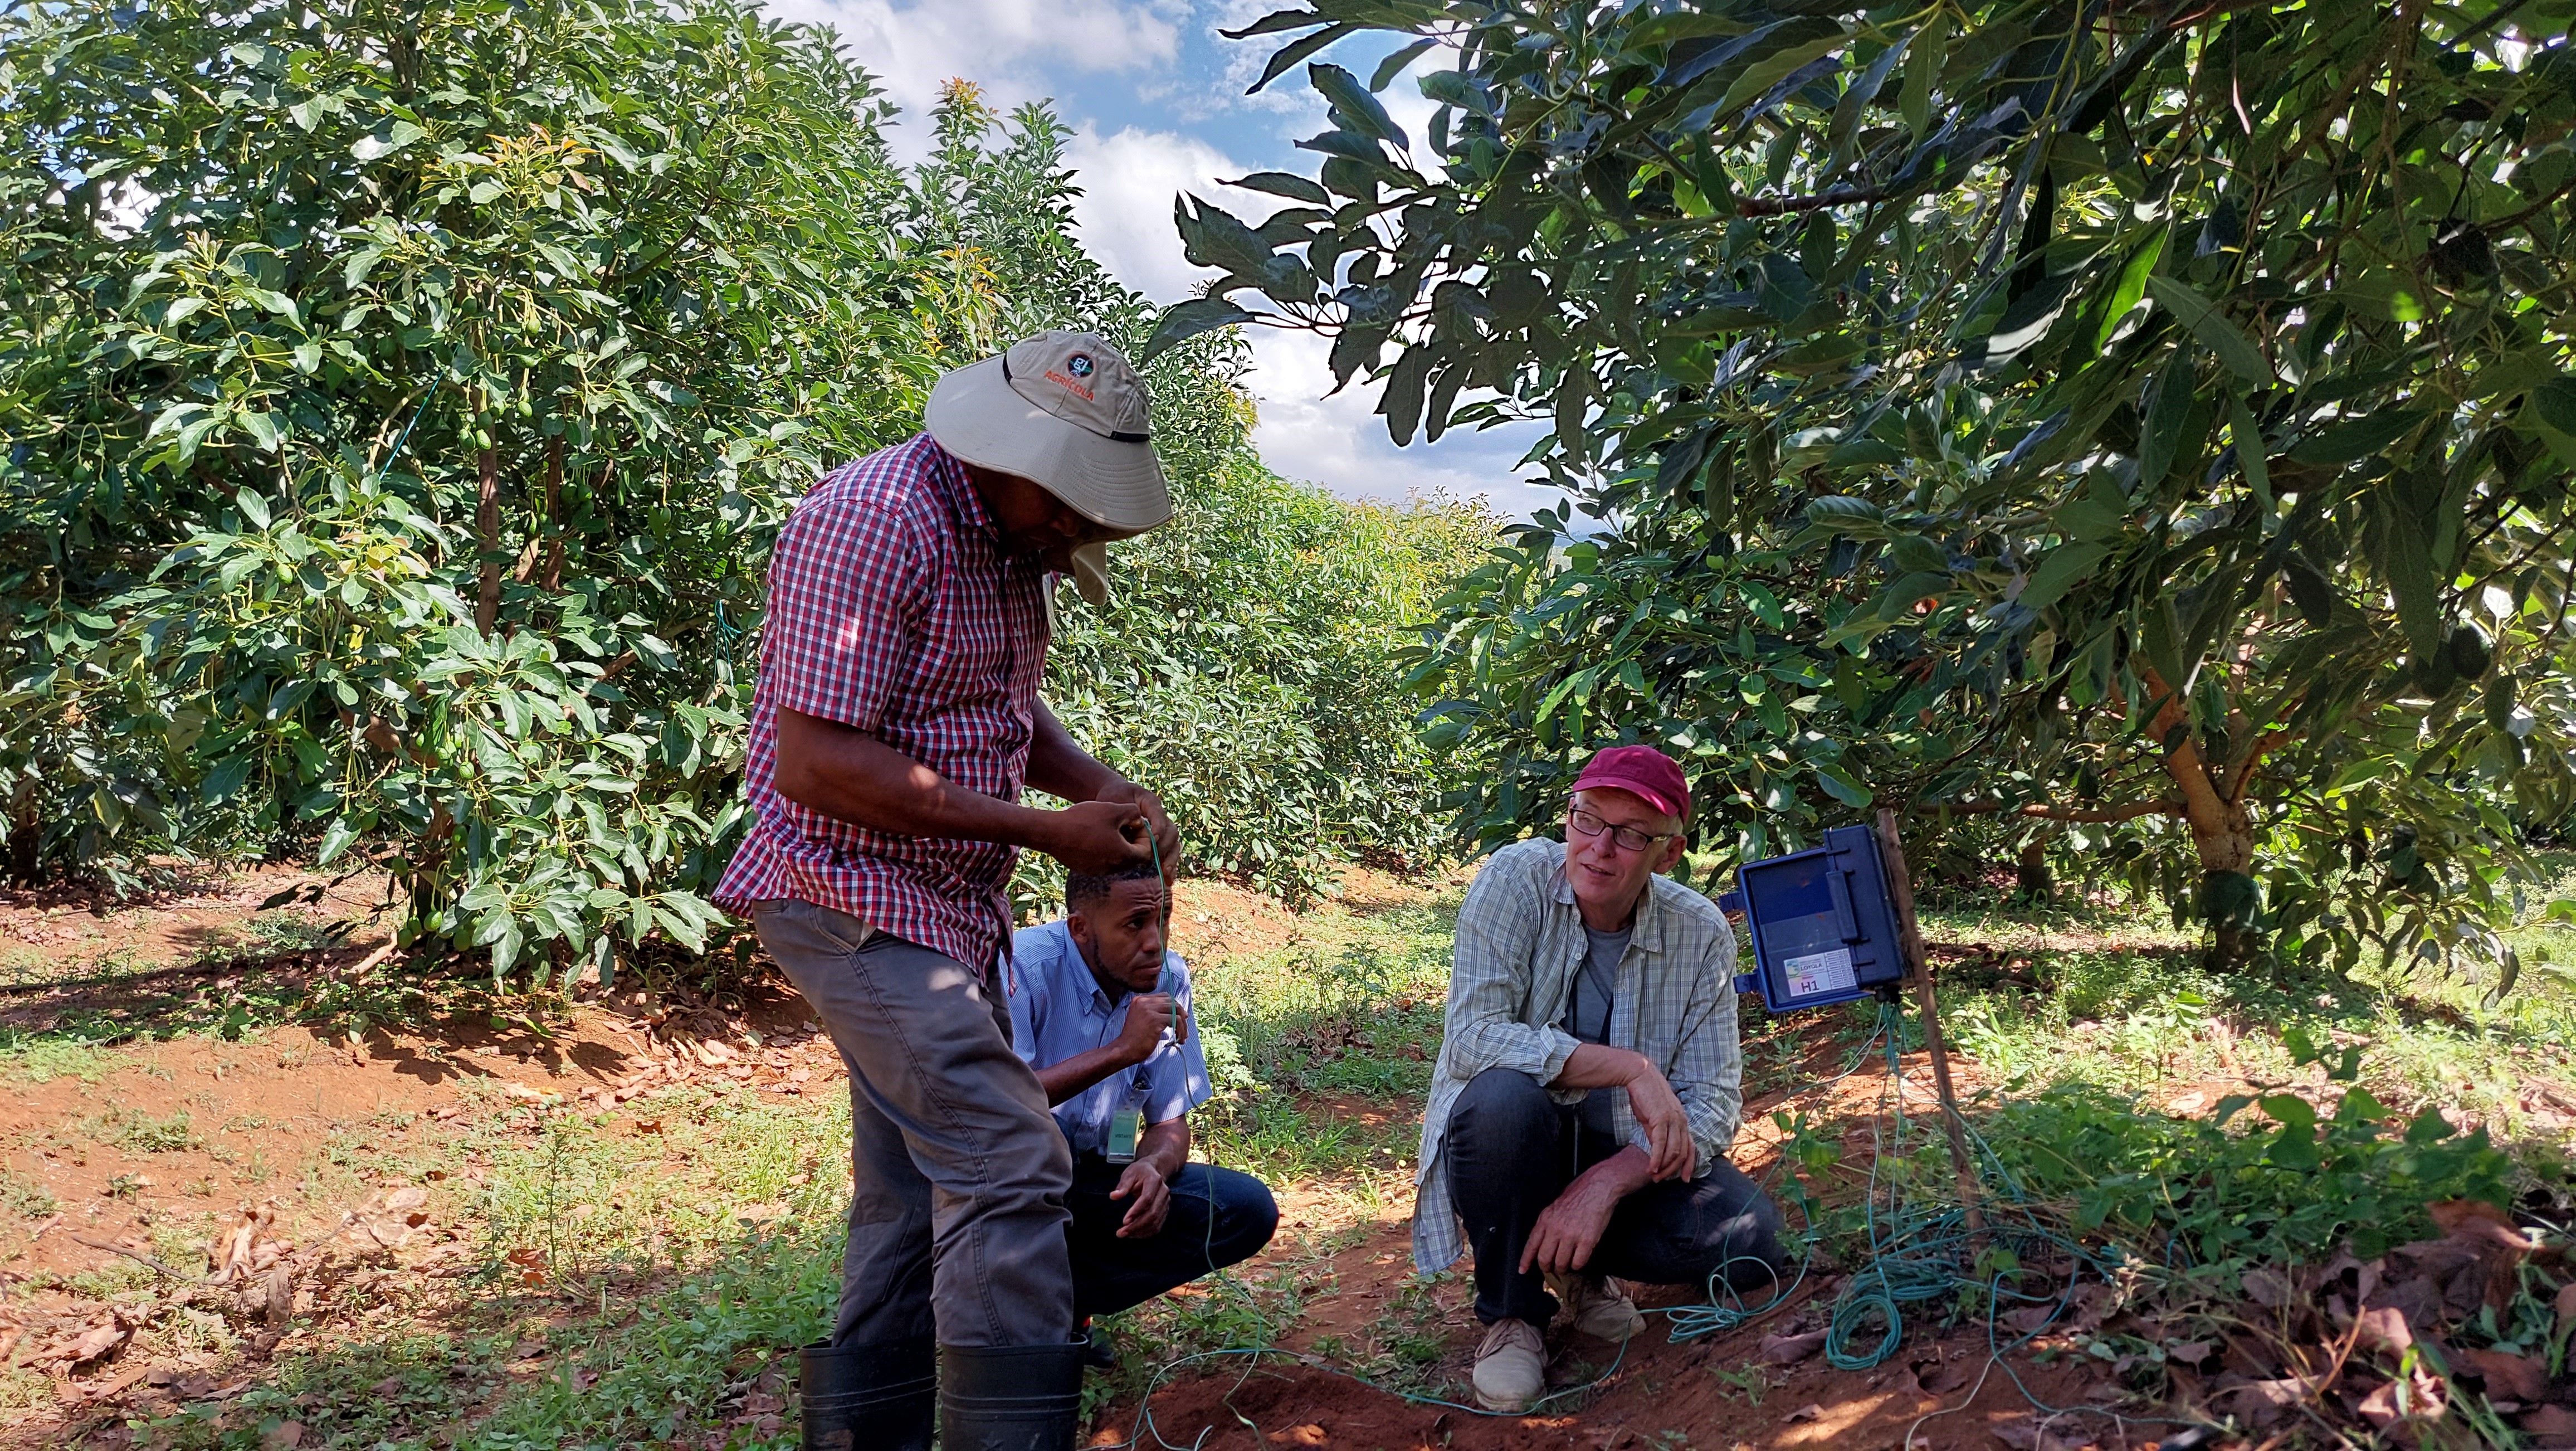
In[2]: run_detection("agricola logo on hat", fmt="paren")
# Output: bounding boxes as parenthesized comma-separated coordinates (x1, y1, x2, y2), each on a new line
(1043, 351, 1097, 400)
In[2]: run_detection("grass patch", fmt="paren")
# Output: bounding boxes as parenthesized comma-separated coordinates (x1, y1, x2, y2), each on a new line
(75, 1104, 199, 1153)
(0, 1164, 56, 1220)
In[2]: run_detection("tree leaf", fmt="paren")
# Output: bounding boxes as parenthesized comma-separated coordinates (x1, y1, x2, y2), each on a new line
(2016, 542, 2107, 613)
(1311, 62, 1407, 148)
(316, 816, 362, 866)
(2094, 227, 2168, 353)
(1139, 296, 1256, 364)
(1369, 39, 1439, 94)
(2287, 408, 2426, 466)
(2144, 276, 2271, 386)
(1242, 21, 1358, 94)
(1224, 171, 1333, 206)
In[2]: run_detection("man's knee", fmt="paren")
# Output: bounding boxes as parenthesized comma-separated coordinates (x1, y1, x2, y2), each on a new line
(1209, 1168, 1279, 1260)
(1713, 1176, 1792, 1282)
(1445, 1068, 1555, 1155)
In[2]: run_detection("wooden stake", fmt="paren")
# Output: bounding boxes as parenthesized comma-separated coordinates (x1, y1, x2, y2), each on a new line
(1875, 806, 1984, 1231)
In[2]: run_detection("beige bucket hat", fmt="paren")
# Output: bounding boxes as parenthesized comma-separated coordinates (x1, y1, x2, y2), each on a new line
(926, 330, 1172, 605)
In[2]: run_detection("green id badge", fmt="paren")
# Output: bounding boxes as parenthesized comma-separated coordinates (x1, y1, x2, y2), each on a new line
(1105, 1107, 1142, 1164)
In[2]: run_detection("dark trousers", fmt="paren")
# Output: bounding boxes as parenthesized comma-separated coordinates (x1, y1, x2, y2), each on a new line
(1444, 1067, 1788, 1327)
(1066, 1153, 1279, 1319)
(753, 899, 1075, 1348)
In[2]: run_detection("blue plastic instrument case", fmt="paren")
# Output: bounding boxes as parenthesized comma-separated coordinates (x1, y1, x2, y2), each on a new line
(1723, 824, 1908, 1012)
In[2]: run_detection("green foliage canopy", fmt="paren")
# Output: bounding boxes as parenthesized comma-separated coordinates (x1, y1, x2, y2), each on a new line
(0, 0, 1486, 980)
(1163, 0, 2576, 970)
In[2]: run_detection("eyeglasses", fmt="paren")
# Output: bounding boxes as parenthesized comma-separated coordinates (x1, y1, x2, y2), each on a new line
(1567, 807, 1680, 854)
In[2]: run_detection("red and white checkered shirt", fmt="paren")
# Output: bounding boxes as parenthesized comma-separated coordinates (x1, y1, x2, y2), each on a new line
(714, 435, 1051, 971)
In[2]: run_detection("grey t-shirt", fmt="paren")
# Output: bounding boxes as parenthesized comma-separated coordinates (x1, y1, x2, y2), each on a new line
(1568, 926, 1629, 1136)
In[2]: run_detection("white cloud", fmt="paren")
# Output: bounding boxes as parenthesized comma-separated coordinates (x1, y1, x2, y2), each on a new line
(1063, 126, 1241, 301)
(1242, 330, 1559, 522)
(766, 0, 1187, 129)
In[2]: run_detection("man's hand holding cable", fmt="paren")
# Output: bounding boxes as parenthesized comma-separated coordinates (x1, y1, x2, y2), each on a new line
(1112, 993, 1184, 1065)
(1091, 781, 1178, 882)
(1041, 800, 1155, 875)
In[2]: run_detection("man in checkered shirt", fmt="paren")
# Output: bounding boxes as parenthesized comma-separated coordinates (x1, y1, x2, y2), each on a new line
(715, 331, 1179, 1451)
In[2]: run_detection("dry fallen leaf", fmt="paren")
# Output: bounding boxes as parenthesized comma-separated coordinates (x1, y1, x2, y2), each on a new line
(57, 1321, 126, 1366)
(265, 1263, 293, 1330)
(2518, 1404, 2576, 1449)
(2214, 1376, 2311, 1430)
(1988, 1413, 2096, 1451)
(2351, 1304, 2413, 1357)
(2241, 1267, 2294, 1308)
(2452, 1346, 2546, 1405)
(1758, 1330, 1827, 1366)
(2358, 1370, 2447, 1435)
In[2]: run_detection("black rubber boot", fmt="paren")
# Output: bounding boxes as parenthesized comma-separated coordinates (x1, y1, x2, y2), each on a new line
(798, 1337, 933, 1451)
(937, 1341, 1086, 1451)
(1075, 1319, 1117, 1371)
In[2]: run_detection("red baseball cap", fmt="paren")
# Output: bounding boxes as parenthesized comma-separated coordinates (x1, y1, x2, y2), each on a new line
(1569, 745, 1690, 824)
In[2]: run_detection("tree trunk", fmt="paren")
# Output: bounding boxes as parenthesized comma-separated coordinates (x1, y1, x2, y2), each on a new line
(2139, 665, 2262, 970)
(540, 436, 564, 593)
(474, 446, 500, 635)
(6, 779, 38, 886)
(2016, 839, 2053, 902)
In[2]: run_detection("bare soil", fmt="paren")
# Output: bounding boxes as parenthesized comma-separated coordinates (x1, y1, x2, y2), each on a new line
(1, 863, 2568, 1451)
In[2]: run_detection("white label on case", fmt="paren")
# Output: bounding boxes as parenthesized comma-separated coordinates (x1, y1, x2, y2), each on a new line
(1783, 947, 1857, 1000)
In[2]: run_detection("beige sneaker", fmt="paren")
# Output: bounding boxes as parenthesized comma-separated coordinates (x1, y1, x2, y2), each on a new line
(1549, 1272, 1646, 1341)
(1470, 1318, 1547, 1413)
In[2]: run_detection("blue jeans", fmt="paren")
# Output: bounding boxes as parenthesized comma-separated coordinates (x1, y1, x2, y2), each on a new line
(1066, 1153, 1279, 1318)
(1443, 1067, 1787, 1327)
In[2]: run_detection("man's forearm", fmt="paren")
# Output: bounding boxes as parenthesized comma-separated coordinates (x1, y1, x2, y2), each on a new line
(1033, 1044, 1140, 1107)
(1138, 1116, 1190, 1181)
(1026, 699, 1125, 802)
(776, 707, 1061, 851)
(1552, 1043, 1651, 1090)
(1573, 1145, 1656, 1202)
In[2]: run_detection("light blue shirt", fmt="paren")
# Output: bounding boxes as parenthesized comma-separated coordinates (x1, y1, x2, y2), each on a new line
(1008, 919, 1212, 1156)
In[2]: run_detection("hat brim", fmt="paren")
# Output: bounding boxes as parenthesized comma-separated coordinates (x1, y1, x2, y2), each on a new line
(925, 356, 1171, 535)
(1069, 543, 1109, 608)
(1569, 775, 1688, 824)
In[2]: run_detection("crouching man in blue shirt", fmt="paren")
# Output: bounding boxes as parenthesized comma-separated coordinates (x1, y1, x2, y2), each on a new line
(1011, 861, 1279, 1367)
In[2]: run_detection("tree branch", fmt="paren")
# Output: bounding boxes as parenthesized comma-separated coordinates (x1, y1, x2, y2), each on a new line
(1731, 184, 1892, 217)
(1934, 798, 2184, 823)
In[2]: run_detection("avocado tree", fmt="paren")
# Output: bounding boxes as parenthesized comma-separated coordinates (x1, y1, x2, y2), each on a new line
(0, 0, 960, 975)
(1149, 0, 2576, 970)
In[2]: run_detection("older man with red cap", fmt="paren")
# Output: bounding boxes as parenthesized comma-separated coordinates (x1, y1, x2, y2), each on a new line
(1413, 745, 1787, 1413)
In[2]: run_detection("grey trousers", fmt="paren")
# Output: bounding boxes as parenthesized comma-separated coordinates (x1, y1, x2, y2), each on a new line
(753, 898, 1075, 1348)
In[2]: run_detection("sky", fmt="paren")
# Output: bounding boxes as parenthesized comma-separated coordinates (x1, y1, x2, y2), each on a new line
(752, 0, 1562, 522)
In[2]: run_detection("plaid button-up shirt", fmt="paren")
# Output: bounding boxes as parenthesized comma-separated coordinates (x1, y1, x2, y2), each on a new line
(1412, 836, 1747, 1275)
(714, 435, 1051, 972)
